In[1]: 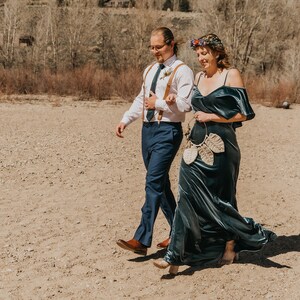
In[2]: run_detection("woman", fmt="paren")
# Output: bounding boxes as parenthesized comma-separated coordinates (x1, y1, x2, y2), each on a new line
(153, 33, 277, 275)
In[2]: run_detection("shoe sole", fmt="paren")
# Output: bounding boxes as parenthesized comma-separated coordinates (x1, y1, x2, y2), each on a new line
(156, 245, 168, 249)
(116, 240, 147, 256)
(156, 239, 170, 249)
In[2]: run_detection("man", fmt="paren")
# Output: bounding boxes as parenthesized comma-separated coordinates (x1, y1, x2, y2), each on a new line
(115, 27, 194, 255)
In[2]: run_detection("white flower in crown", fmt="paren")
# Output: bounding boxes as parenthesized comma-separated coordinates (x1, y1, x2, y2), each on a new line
(160, 67, 173, 80)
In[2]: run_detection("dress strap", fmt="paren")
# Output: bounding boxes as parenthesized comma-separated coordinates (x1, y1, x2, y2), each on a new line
(195, 72, 204, 86)
(223, 70, 230, 85)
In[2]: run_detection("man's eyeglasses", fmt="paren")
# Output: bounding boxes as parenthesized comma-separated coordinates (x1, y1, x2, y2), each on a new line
(148, 44, 166, 51)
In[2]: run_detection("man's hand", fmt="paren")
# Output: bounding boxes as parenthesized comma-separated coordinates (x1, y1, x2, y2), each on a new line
(145, 91, 157, 110)
(115, 122, 126, 138)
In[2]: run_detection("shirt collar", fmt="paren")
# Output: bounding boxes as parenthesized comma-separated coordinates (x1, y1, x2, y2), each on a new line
(162, 55, 177, 68)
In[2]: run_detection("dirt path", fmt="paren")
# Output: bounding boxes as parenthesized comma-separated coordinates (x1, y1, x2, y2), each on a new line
(0, 98, 299, 299)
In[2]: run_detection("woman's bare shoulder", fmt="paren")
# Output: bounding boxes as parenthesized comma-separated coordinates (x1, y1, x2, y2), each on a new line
(226, 68, 244, 88)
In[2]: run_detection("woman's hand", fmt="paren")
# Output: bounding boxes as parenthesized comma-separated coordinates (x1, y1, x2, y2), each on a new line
(194, 111, 213, 123)
(165, 93, 177, 106)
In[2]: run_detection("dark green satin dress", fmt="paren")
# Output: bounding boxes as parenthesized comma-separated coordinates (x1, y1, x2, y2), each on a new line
(164, 86, 277, 266)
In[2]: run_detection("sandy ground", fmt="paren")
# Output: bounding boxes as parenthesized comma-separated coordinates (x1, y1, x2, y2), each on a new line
(0, 96, 299, 300)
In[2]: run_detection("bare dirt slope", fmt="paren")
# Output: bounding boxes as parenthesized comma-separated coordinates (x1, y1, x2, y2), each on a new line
(0, 98, 299, 299)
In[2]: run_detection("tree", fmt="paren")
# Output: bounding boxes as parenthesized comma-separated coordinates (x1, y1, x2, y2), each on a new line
(0, 0, 25, 68)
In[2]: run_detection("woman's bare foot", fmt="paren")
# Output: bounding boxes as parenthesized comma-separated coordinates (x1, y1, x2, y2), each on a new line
(219, 240, 237, 265)
(153, 259, 179, 275)
(153, 259, 169, 269)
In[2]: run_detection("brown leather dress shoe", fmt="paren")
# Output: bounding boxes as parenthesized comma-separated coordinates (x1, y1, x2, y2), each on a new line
(116, 239, 147, 255)
(156, 238, 170, 249)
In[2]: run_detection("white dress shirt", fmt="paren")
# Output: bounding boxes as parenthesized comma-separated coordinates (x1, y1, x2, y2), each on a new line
(121, 55, 194, 125)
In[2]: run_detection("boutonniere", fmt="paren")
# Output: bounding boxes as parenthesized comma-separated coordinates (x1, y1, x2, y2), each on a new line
(160, 68, 173, 80)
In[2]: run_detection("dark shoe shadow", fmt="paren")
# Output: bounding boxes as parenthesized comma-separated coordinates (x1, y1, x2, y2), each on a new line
(161, 273, 178, 280)
(128, 248, 167, 262)
(161, 264, 220, 279)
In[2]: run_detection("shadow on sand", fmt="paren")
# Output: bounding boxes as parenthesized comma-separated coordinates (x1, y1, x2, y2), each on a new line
(173, 234, 300, 278)
(128, 234, 300, 278)
(128, 248, 166, 263)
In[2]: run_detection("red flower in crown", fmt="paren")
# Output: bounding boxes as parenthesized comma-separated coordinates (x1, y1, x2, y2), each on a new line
(190, 38, 207, 49)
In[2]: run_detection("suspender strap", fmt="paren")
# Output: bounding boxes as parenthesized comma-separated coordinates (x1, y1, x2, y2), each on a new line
(196, 71, 204, 86)
(158, 63, 185, 124)
(142, 62, 185, 123)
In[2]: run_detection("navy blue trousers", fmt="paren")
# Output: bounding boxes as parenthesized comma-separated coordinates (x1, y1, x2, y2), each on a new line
(134, 122, 183, 247)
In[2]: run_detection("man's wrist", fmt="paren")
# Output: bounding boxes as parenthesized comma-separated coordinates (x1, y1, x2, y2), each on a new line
(155, 98, 165, 110)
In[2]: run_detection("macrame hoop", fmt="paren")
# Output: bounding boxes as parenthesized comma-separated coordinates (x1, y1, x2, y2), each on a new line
(183, 119, 225, 165)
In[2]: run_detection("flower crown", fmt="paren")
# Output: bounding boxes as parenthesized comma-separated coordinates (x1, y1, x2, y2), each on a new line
(190, 36, 224, 51)
(190, 38, 206, 49)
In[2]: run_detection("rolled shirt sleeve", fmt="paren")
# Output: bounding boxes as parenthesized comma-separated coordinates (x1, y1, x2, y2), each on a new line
(121, 86, 144, 126)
